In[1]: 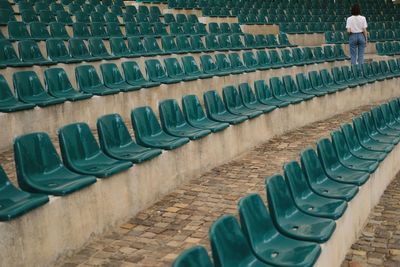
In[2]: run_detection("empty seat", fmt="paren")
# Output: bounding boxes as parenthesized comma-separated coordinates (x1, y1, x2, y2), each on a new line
(14, 132, 97, 196)
(125, 22, 141, 37)
(229, 53, 250, 73)
(143, 36, 165, 56)
(256, 50, 272, 69)
(145, 59, 181, 84)
(238, 83, 276, 113)
(13, 71, 65, 107)
(0, 10, 16, 26)
(282, 75, 314, 100)
(56, 11, 73, 25)
(295, 73, 326, 97)
(161, 36, 181, 54)
(88, 38, 117, 59)
(18, 40, 54, 66)
(270, 77, 303, 104)
(308, 71, 336, 94)
(75, 65, 120, 95)
(8, 21, 31, 41)
(0, 74, 35, 112)
(50, 22, 70, 40)
(222, 85, 263, 118)
(164, 57, 197, 81)
(214, 53, 235, 75)
(122, 61, 160, 89)
(361, 109, 399, 145)
(238, 193, 321, 266)
(181, 56, 212, 79)
(97, 114, 162, 163)
(176, 36, 193, 53)
(190, 35, 208, 52)
(0, 40, 31, 67)
(254, 80, 289, 107)
(110, 37, 132, 58)
(46, 38, 81, 64)
(131, 106, 190, 150)
(58, 123, 133, 177)
(172, 246, 214, 267)
(100, 63, 138, 92)
(90, 23, 108, 39)
(107, 22, 124, 38)
(0, 165, 48, 221)
(159, 99, 211, 140)
(21, 11, 39, 24)
(69, 38, 101, 61)
(73, 22, 91, 39)
(29, 22, 50, 41)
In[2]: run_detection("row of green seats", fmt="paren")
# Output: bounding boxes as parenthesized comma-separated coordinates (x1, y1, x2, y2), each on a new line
(172, 97, 400, 267)
(376, 41, 400, 56)
(326, 30, 400, 45)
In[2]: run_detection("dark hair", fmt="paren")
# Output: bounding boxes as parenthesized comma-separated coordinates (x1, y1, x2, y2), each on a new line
(351, 4, 361, 15)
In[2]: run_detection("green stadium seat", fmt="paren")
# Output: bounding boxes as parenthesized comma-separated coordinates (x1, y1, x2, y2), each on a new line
(164, 13, 176, 23)
(295, 73, 326, 97)
(300, 148, 359, 201)
(100, 63, 138, 92)
(377, 104, 400, 132)
(323, 45, 336, 62)
(244, 33, 257, 49)
(200, 54, 226, 76)
(341, 66, 361, 87)
(107, 22, 124, 38)
(89, 38, 118, 59)
(90, 23, 108, 39)
(309, 70, 337, 94)
(254, 80, 289, 107)
(46, 38, 81, 64)
(127, 36, 149, 56)
(351, 64, 371, 84)
(8, 21, 31, 41)
(72, 22, 91, 39)
(279, 33, 296, 47)
(203, 90, 247, 125)
(270, 77, 303, 104)
(164, 57, 197, 81)
(39, 11, 56, 24)
(282, 75, 314, 100)
(291, 48, 307, 66)
(190, 35, 208, 52)
(0, 10, 16, 26)
(110, 37, 132, 58)
(170, 22, 185, 36)
(161, 36, 181, 54)
(122, 61, 160, 89)
(182, 95, 229, 133)
(238, 83, 276, 113)
(143, 36, 166, 55)
(44, 68, 92, 101)
(154, 22, 168, 37)
(209, 214, 272, 267)
(13, 71, 66, 107)
(159, 99, 211, 140)
(14, 132, 97, 195)
(181, 56, 212, 79)
(29, 22, 50, 41)
(56, 11, 73, 25)
(21, 11, 39, 24)
(229, 52, 251, 73)
(75, 11, 91, 24)
(125, 22, 140, 37)
(362, 109, 400, 145)
(222, 85, 263, 118)
(254, 50, 272, 69)
(333, 44, 349, 60)
(230, 33, 245, 50)
(302, 47, 319, 64)
(205, 34, 222, 51)
(131, 106, 190, 150)
(0, 40, 32, 67)
(331, 67, 353, 88)
(377, 60, 395, 79)
(362, 63, 381, 82)
(242, 51, 260, 71)
(215, 53, 238, 74)
(188, 14, 199, 23)
(0, 74, 35, 112)
(316, 138, 370, 185)
(75, 65, 120, 95)
(388, 59, 400, 77)
(176, 36, 192, 53)
(231, 23, 243, 34)
(312, 47, 326, 63)
(269, 50, 287, 68)
(370, 61, 389, 80)
(266, 174, 336, 243)
(320, 69, 347, 91)
(208, 22, 220, 34)
(368, 108, 400, 137)
(145, 59, 181, 84)
(105, 12, 119, 24)
(69, 38, 102, 62)
(0, 165, 48, 221)
(18, 40, 55, 66)
(97, 114, 162, 163)
(50, 22, 70, 40)
(172, 246, 214, 267)
(58, 123, 132, 177)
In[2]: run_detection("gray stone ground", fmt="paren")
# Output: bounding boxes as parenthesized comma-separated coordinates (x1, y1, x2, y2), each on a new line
(6, 102, 395, 267)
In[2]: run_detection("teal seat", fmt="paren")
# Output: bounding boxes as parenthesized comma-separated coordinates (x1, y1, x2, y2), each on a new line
(379, 60, 396, 79)
(244, 33, 257, 49)
(295, 73, 326, 97)
(181, 56, 212, 79)
(8, 21, 31, 41)
(131, 106, 190, 150)
(302, 47, 319, 64)
(308, 71, 336, 94)
(282, 75, 314, 100)
(89, 38, 119, 60)
(331, 129, 379, 173)
(143, 36, 166, 56)
(238, 83, 276, 113)
(90, 22, 108, 39)
(269, 50, 286, 68)
(0, 74, 35, 112)
(292, 48, 307, 66)
(279, 33, 296, 47)
(284, 161, 347, 220)
(230, 34, 245, 51)
(323, 46, 336, 62)
(72, 22, 91, 39)
(176, 35, 193, 53)
(331, 67, 355, 88)
(333, 44, 349, 60)
(388, 59, 400, 77)
(0, 165, 48, 221)
(270, 77, 303, 104)
(44, 68, 92, 101)
(281, 49, 299, 66)
(341, 66, 362, 87)
(254, 80, 289, 107)
(172, 246, 214, 267)
(242, 51, 260, 71)
(110, 37, 132, 58)
(389, 100, 400, 125)
(159, 99, 211, 140)
(312, 47, 326, 63)
(69, 38, 101, 62)
(18, 40, 55, 66)
(58, 123, 133, 178)
(200, 54, 228, 76)
(222, 85, 263, 119)
(125, 22, 140, 38)
(161, 36, 182, 54)
(145, 59, 181, 84)
(229, 53, 251, 73)
(107, 22, 124, 38)
(154, 22, 168, 37)
(49, 22, 70, 40)
(14, 132, 97, 196)
(56, 11, 73, 25)
(210, 214, 272, 267)
(164, 57, 197, 81)
(205, 34, 222, 51)
(266, 174, 336, 243)
(371, 61, 389, 80)
(29, 22, 51, 41)
(238, 193, 321, 267)
(256, 50, 272, 70)
(360, 109, 398, 144)
(13, 71, 65, 107)
(190, 35, 209, 52)
(100, 63, 138, 92)
(203, 90, 247, 125)
(122, 61, 160, 89)
(374, 105, 400, 134)
(320, 69, 347, 91)
(300, 148, 358, 201)
(97, 114, 162, 163)
(351, 64, 370, 85)
(316, 138, 370, 186)
(75, 65, 120, 95)
(182, 95, 229, 133)
(46, 38, 82, 64)
(217, 34, 233, 51)
(215, 53, 237, 75)
(341, 123, 387, 162)
(362, 63, 381, 82)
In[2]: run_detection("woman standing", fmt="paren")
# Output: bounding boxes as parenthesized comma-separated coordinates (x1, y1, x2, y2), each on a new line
(346, 4, 368, 64)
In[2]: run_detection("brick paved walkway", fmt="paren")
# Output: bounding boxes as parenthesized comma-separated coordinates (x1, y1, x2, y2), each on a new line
(48, 102, 398, 267)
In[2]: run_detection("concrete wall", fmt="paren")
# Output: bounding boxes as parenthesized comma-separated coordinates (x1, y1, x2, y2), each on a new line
(0, 76, 399, 267)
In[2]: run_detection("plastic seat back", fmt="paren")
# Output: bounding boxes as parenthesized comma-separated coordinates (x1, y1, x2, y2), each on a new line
(46, 38, 72, 62)
(44, 67, 81, 96)
(145, 59, 168, 81)
(122, 61, 148, 85)
(50, 22, 70, 40)
(75, 65, 104, 91)
(131, 106, 165, 141)
(161, 36, 179, 53)
(73, 22, 91, 38)
(90, 23, 108, 39)
(110, 37, 130, 57)
(30, 22, 50, 40)
(200, 54, 218, 73)
(69, 38, 92, 59)
(13, 71, 51, 101)
(18, 40, 48, 63)
(143, 36, 163, 54)
(0, 40, 22, 65)
(172, 246, 214, 267)
(8, 21, 31, 40)
(88, 38, 111, 58)
(107, 22, 123, 38)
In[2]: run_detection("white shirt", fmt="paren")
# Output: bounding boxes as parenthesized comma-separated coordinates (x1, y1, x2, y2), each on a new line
(346, 15, 368, 33)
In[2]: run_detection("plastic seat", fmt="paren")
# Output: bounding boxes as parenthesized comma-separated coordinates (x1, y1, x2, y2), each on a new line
(341, 66, 362, 87)
(105, 12, 119, 24)
(269, 49, 287, 68)
(90, 23, 108, 39)
(282, 75, 314, 100)
(127, 36, 150, 56)
(159, 99, 211, 140)
(145, 59, 181, 84)
(13, 71, 65, 107)
(18, 40, 55, 66)
(363, 63, 381, 82)
(14, 132, 97, 196)
(302, 47, 319, 64)
(308, 71, 336, 94)
(351, 64, 371, 85)
(239, 193, 321, 267)
(317, 138, 370, 186)
(88, 38, 118, 59)
(154, 22, 168, 37)
(295, 73, 326, 97)
(56, 11, 73, 25)
(238, 83, 276, 113)
(254, 80, 289, 107)
(229, 53, 251, 73)
(58, 123, 132, 177)
(72, 22, 91, 39)
(362, 109, 400, 145)
(161, 36, 181, 54)
(0, 74, 35, 112)
(100, 63, 138, 92)
(109, 37, 132, 58)
(266, 174, 336, 243)
(46, 38, 81, 64)
(181, 56, 212, 79)
(205, 34, 222, 51)
(164, 57, 197, 81)
(122, 61, 160, 89)
(203, 90, 247, 125)
(143, 36, 166, 56)
(176, 35, 193, 53)
(300, 148, 358, 201)
(29, 22, 50, 41)
(388, 59, 400, 77)
(378, 60, 395, 79)
(0, 10, 16, 26)
(270, 77, 303, 104)
(242, 51, 260, 71)
(215, 53, 237, 75)
(131, 106, 190, 150)
(75, 65, 120, 95)
(39, 11, 56, 24)
(50, 22, 70, 40)
(373, 105, 400, 134)
(190, 35, 208, 52)
(170, 22, 185, 36)
(222, 85, 263, 119)
(125, 22, 140, 38)
(69, 38, 101, 62)
(0, 40, 32, 68)
(320, 69, 347, 91)
(97, 114, 162, 163)
(0, 165, 48, 221)
(8, 21, 31, 41)
(107, 22, 124, 38)
(172, 246, 214, 267)
(209, 214, 272, 267)
(44, 68, 92, 101)
(255, 50, 272, 70)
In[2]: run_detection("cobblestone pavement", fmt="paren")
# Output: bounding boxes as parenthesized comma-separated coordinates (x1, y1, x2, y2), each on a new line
(39, 102, 396, 267)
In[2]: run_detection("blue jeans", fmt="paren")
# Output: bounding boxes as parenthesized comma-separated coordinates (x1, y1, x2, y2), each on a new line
(349, 33, 366, 65)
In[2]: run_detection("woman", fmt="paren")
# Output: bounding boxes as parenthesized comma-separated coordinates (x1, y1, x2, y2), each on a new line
(346, 4, 368, 64)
